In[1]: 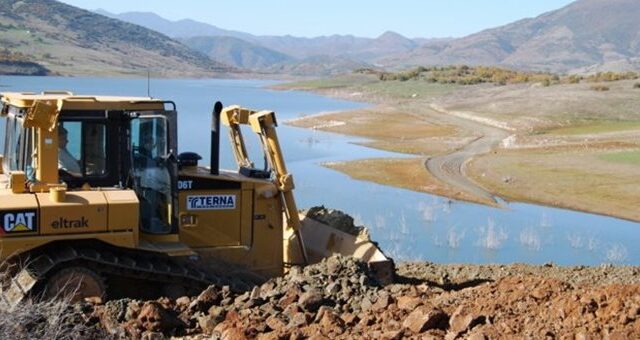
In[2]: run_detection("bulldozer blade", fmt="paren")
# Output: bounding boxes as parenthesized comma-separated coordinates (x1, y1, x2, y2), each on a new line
(284, 213, 395, 284)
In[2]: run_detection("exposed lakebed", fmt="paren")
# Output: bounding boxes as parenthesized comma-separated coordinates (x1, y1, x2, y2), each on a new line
(1, 76, 638, 265)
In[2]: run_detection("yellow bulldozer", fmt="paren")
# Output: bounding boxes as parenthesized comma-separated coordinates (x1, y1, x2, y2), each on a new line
(0, 91, 392, 309)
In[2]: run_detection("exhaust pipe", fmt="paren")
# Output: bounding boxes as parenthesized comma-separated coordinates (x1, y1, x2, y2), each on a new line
(211, 101, 223, 175)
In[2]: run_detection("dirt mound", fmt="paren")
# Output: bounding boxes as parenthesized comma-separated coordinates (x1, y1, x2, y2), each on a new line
(304, 206, 369, 239)
(25, 257, 640, 339)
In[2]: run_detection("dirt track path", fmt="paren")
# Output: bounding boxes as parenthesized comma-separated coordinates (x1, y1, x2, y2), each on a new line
(425, 104, 510, 204)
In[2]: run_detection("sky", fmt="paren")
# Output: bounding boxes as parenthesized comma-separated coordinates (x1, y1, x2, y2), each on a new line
(59, 0, 576, 39)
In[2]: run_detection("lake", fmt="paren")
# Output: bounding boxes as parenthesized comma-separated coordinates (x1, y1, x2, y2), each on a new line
(1, 76, 639, 265)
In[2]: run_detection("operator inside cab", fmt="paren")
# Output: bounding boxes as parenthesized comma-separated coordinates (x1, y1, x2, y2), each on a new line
(58, 125, 81, 176)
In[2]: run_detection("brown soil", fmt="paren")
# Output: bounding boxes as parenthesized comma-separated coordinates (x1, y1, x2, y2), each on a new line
(325, 158, 491, 205)
(60, 256, 640, 339)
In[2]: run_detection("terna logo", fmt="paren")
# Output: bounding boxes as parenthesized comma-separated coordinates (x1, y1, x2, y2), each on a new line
(187, 195, 236, 210)
(1, 210, 37, 233)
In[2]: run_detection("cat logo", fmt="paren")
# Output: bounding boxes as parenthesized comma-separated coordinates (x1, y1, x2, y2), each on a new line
(1, 210, 38, 233)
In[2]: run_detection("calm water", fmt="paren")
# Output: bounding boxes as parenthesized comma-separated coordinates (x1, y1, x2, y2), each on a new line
(1, 76, 639, 265)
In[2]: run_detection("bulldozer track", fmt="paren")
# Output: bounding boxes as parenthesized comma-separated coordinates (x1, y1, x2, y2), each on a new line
(0, 243, 255, 311)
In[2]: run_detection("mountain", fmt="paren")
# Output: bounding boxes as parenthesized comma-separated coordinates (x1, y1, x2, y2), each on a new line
(0, 0, 231, 77)
(98, 10, 421, 73)
(100, 10, 419, 60)
(385, 0, 640, 73)
(181, 36, 294, 69)
(95, 10, 256, 41)
(252, 31, 417, 62)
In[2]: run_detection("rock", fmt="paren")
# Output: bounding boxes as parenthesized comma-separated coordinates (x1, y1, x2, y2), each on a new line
(189, 285, 220, 313)
(258, 302, 280, 317)
(304, 206, 367, 238)
(84, 296, 103, 305)
(288, 266, 304, 282)
(250, 286, 261, 300)
(220, 297, 233, 306)
(326, 256, 343, 275)
(402, 307, 448, 334)
(575, 333, 590, 340)
(359, 275, 368, 286)
(282, 304, 301, 319)
(234, 292, 250, 305)
(141, 331, 165, 340)
(266, 315, 287, 332)
(259, 282, 280, 300)
(397, 296, 423, 311)
(373, 295, 391, 311)
(326, 282, 340, 295)
(288, 312, 308, 328)
(299, 289, 324, 312)
(278, 288, 300, 308)
(125, 300, 143, 321)
(308, 335, 330, 340)
(467, 331, 487, 340)
(198, 314, 219, 334)
(319, 308, 345, 334)
(449, 306, 482, 334)
(209, 305, 226, 319)
(94, 299, 132, 334)
(221, 327, 246, 340)
(357, 314, 375, 328)
(360, 297, 373, 311)
(175, 296, 191, 311)
(341, 313, 359, 326)
(137, 301, 183, 333)
(381, 329, 403, 340)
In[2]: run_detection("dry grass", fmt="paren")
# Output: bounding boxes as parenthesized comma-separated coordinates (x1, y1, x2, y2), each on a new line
(433, 80, 640, 131)
(467, 147, 640, 222)
(0, 256, 105, 339)
(0, 297, 101, 339)
(324, 158, 493, 205)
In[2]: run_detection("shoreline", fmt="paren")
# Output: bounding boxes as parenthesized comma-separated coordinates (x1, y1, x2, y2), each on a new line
(284, 83, 640, 224)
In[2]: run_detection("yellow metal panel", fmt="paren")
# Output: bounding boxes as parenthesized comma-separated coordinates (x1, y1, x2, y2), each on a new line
(103, 190, 139, 232)
(0, 194, 39, 236)
(195, 192, 284, 278)
(141, 233, 180, 244)
(240, 189, 253, 247)
(10, 172, 26, 194)
(24, 101, 58, 130)
(178, 189, 242, 247)
(1, 92, 165, 111)
(37, 191, 107, 235)
(36, 128, 58, 185)
(0, 231, 136, 261)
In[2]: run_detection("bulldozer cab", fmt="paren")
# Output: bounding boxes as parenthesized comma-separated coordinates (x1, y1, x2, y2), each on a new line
(57, 107, 179, 235)
(0, 92, 179, 235)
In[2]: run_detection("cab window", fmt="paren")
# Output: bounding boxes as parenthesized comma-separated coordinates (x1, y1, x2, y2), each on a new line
(58, 121, 108, 177)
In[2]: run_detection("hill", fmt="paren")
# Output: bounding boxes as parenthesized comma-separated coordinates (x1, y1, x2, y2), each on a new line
(0, 0, 231, 77)
(94, 9, 256, 42)
(179, 36, 294, 70)
(385, 0, 640, 73)
(0, 50, 50, 75)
